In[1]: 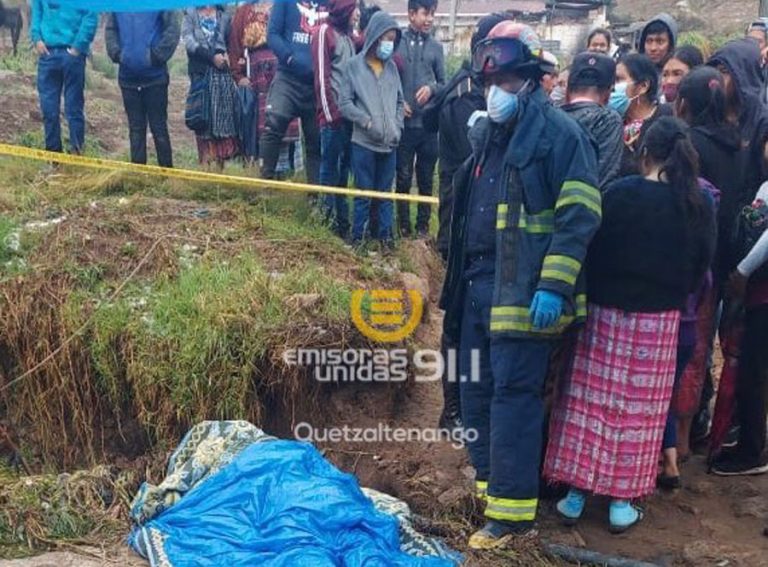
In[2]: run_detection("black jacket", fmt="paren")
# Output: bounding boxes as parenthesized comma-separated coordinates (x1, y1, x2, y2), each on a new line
(424, 63, 485, 175)
(709, 39, 768, 205)
(689, 124, 744, 275)
(587, 176, 716, 312)
(562, 101, 623, 190)
(440, 89, 601, 341)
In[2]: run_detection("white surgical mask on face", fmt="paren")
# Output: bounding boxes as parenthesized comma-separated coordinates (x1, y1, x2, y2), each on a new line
(486, 81, 530, 123)
(377, 40, 395, 61)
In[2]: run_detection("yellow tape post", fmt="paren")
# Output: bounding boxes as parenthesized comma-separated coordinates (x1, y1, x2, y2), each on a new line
(0, 143, 439, 205)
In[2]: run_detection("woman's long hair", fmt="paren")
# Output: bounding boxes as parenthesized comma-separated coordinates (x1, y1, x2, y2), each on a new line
(640, 116, 709, 233)
(678, 66, 728, 128)
(619, 53, 659, 105)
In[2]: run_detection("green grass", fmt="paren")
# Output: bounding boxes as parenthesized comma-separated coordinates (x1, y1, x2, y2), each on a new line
(80, 252, 352, 439)
(0, 48, 36, 75)
(90, 52, 118, 80)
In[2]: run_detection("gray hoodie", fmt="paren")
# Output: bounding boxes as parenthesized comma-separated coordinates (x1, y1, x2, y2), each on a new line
(338, 11, 404, 153)
(638, 12, 679, 67)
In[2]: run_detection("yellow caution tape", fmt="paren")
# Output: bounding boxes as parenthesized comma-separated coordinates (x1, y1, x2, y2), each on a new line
(0, 143, 440, 205)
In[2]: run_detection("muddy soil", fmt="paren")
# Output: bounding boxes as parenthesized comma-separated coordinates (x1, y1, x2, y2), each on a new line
(0, 48, 766, 567)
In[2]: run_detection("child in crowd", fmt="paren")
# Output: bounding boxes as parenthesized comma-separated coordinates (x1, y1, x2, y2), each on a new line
(394, 0, 444, 238)
(339, 11, 404, 247)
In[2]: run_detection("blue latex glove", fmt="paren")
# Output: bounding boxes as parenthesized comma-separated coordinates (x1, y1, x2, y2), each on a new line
(529, 290, 565, 330)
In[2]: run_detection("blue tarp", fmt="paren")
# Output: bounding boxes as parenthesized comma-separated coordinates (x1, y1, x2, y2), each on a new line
(129, 430, 459, 567)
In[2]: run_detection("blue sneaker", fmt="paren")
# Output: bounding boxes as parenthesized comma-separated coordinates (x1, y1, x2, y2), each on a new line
(609, 500, 644, 534)
(556, 488, 586, 526)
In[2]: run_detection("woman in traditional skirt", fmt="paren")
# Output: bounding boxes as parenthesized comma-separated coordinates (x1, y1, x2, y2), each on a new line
(182, 6, 240, 170)
(544, 117, 716, 533)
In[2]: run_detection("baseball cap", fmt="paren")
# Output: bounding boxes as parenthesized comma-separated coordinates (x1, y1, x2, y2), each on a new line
(568, 52, 616, 90)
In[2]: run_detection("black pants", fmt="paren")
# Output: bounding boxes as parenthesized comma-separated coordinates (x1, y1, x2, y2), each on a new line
(395, 127, 438, 235)
(121, 84, 173, 167)
(260, 71, 320, 184)
(736, 304, 768, 461)
(436, 163, 458, 260)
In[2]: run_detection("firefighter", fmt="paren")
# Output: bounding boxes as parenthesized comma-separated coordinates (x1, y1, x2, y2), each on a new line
(439, 22, 601, 548)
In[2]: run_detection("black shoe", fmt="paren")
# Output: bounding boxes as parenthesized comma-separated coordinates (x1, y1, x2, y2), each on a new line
(722, 426, 740, 448)
(711, 455, 768, 476)
(656, 474, 682, 490)
(690, 407, 711, 443)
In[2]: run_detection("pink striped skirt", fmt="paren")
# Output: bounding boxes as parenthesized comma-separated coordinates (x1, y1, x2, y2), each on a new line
(544, 305, 680, 499)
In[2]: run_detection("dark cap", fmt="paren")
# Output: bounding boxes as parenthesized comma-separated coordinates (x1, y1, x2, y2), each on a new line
(568, 52, 616, 90)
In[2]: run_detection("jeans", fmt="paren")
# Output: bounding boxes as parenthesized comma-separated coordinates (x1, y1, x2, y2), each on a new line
(735, 304, 768, 461)
(395, 127, 439, 235)
(121, 84, 173, 167)
(320, 123, 351, 237)
(260, 71, 320, 184)
(36, 48, 86, 153)
(459, 270, 553, 527)
(350, 143, 395, 242)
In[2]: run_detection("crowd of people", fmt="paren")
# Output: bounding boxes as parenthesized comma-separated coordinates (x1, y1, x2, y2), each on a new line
(26, 0, 768, 552)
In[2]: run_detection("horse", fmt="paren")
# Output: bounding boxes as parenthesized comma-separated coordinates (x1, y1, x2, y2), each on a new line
(0, 1, 23, 56)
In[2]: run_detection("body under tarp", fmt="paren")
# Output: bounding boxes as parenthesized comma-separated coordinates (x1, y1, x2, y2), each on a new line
(129, 421, 461, 567)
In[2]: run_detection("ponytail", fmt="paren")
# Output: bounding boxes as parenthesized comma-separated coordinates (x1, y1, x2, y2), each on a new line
(641, 117, 707, 229)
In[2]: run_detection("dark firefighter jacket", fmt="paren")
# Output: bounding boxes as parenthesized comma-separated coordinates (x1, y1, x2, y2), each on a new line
(439, 88, 602, 341)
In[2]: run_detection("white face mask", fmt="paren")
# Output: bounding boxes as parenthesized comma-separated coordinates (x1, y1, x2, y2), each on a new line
(486, 81, 530, 124)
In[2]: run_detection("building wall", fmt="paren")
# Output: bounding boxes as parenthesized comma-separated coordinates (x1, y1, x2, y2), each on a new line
(392, 6, 608, 59)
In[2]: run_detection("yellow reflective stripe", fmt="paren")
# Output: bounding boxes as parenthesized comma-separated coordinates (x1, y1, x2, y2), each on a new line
(485, 496, 538, 522)
(490, 307, 574, 334)
(575, 293, 587, 318)
(518, 206, 555, 234)
(556, 180, 601, 217)
(496, 203, 508, 230)
(475, 480, 488, 499)
(542, 255, 581, 286)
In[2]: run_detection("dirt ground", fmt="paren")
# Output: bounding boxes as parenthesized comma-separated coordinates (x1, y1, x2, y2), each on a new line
(0, 44, 767, 567)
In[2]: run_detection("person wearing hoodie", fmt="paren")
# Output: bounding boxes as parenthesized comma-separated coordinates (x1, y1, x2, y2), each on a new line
(106, 11, 180, 168)
(707, 40, 768, 477)
(708, 39, 768, 216)
(562, 52, 623, 190)
(260, 0, 329, 183)
(312, 0, 359, 239)
(394, 0, 445, 238)
(339, 11, 404, 246)
(441, 22, 600, 547)
(637, 13, 678, 74)
(30, 0, 98, 154)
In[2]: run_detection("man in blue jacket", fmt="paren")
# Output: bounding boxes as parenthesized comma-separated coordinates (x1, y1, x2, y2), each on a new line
(262, 0, 329, 183)
(440, 22, 600, 548)
(106, 12, 180, 168)
(30, 0, 98, 154)
(104, 11, 181, 167)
